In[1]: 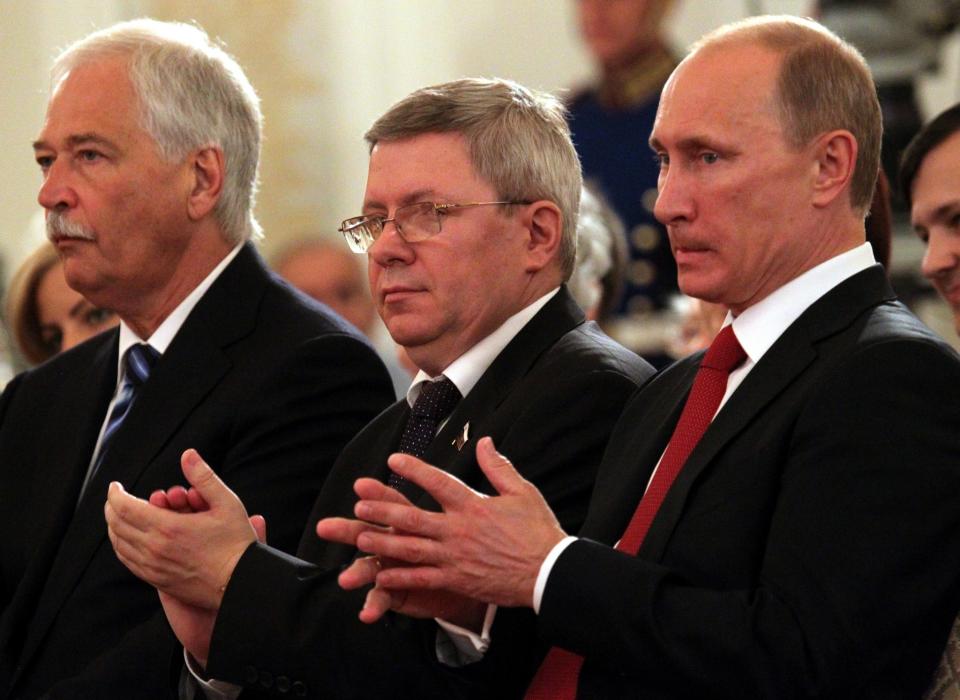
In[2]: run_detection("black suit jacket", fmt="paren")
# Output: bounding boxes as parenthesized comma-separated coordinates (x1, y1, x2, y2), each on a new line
(0, 244, 395, 699)
(204, 288, 654, 698)
(537, 266, 960, 698)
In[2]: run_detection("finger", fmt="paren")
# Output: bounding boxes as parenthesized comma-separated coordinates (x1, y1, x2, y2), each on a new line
(249, 514, 267, 543)
(315, 516, 385, 546)
(358, 585, 400, 624)
(185, 487, 210, 512)
(337, 555, 381, 590)
(353, 500, 443, 539)
(475, 437, 526, 496)
(180, 449, 238, 510)
(148, 490, 171, 509)
(385, 453, 477, 509)
(164, 486, 193, 512)
(355, 529, 444, 566)
(375, 565, 447, 591)
(106, 482, 162, 533)
(353, 478, 413, 505)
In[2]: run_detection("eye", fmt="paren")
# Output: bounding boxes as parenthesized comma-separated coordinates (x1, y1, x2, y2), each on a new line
(914, 227, 929, 244)
(653, 152, 669, 167)
(700, 152, 719, 165)
(36, 155, 53, 173)
(84, 307, 115, 326)
(949, 213, 960, 230)
(77, 149, 103, 163)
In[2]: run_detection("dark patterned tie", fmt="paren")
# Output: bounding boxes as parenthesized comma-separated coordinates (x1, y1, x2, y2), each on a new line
(525, 325, 747, 700)
(389, 376, 461, 488)
(80, 343, 160, 499)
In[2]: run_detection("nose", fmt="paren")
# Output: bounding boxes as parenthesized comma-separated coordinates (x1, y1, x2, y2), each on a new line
(367, 219, 415, 268)
(652, 163, 694, 226)
(37, 159, 78, 213)
(921, 229, 959, 281)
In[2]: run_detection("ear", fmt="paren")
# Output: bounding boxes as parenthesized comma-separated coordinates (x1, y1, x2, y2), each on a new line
(186, 146, 225, 222)
(519, 201, 563, 274)
(811, 130, 857, 209)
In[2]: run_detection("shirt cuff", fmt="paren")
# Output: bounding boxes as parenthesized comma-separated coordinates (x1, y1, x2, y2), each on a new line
(434, 604, 497, 666)
(183, 649, 243, 700)
(533, 536, 578, 613)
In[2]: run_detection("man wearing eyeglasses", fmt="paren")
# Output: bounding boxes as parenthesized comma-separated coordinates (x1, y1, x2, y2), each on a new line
(105, 77, 653, 698)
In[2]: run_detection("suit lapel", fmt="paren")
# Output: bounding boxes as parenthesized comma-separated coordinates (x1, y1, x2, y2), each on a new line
(15, 245, 267, 672)
(301, 404, 408, 567)
(581, 361, 694, 545)
(416, 289, 584, 502)
(638, 266, 895, 561)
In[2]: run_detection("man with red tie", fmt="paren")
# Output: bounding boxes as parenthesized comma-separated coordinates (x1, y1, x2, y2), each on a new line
(331, 15, 960, 699)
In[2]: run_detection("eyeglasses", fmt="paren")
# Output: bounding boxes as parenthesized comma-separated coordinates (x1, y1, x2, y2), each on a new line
(338, 200, 530, 253)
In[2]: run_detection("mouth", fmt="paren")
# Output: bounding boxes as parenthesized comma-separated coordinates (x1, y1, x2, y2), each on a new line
(672, 243, 713, 266)
(379, 285, 423, 304)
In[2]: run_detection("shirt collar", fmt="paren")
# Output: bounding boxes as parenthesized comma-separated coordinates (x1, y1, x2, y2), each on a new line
(116, 243, 244, 381)
(406, 287, 561, 407)
(730, 242, 876, 364)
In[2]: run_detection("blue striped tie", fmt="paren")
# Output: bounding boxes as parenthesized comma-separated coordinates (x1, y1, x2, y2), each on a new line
(81, 343, 160, 498)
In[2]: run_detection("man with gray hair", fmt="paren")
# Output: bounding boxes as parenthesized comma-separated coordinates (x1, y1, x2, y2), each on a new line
(106, 76, 652, 698)
(0, 18, 394, 697)
(309, 16, 960, 698)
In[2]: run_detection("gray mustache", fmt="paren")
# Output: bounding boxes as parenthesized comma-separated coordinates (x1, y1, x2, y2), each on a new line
(46, 213, 95, 242)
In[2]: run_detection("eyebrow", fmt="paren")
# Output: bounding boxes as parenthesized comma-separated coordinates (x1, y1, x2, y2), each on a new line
(650, 135, 724, 153)
(33, 133, 120, 152)
(915, 199, 960, 227)
(362, 188, 439, 213)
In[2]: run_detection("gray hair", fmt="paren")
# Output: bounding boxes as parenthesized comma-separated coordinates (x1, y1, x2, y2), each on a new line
(51, 18, 263, 243)
(365, 78, 582, 280)
(692, 15, 881, 214)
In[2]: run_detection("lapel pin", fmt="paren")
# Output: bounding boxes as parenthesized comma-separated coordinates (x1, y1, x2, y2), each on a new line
(453, 422, 470, 452)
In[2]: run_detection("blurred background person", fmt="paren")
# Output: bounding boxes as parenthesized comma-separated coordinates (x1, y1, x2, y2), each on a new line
(569, 0, 680, 366)
(898, 100, 960, 700)
(4, 241, 117, 367)
(568, 184, 628, 325)
(273, 236, 411, 396)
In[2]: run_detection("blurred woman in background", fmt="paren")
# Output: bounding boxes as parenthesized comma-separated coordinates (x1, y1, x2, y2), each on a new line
(4, 242, 118, 366)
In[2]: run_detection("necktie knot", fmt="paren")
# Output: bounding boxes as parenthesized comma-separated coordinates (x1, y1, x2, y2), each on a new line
(124, 344, 160, 387)
(701, 325, 746, 373)
(391, 376, 462, 489)
(410, 376, 461, 422)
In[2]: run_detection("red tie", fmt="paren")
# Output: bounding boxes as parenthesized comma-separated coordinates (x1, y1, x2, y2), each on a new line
(524, 325, 746, 700)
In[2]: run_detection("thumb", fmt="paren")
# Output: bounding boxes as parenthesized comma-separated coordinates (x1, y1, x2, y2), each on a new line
(249, 514, 267, 543)
(475, 437, 523, 495)
(180, 449, 234, 509)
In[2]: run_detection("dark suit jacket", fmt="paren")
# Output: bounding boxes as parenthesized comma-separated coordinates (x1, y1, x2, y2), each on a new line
(0, 244, 395, 699)
(537, 266, 960, 698)
(203, 288, 654, 699)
